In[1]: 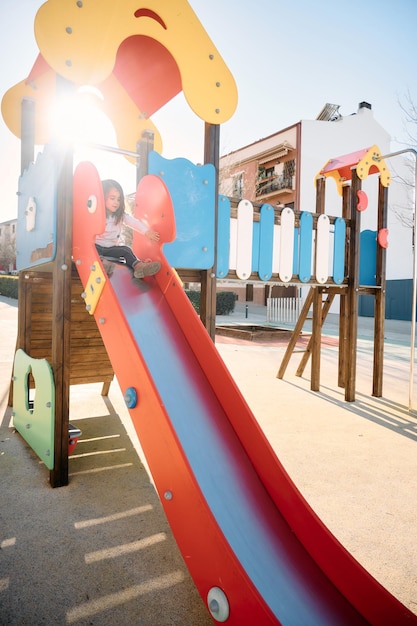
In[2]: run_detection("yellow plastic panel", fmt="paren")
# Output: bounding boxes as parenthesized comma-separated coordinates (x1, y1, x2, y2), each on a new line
(34, 0, 237, 124)
(356, 145, 391, 187)
(83, 262, 107, 315)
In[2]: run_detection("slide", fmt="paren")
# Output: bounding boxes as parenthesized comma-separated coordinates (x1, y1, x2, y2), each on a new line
(72, 162, 416, 625)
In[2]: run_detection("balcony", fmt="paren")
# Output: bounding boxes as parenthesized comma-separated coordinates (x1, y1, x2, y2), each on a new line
(256, 174, 294, 197)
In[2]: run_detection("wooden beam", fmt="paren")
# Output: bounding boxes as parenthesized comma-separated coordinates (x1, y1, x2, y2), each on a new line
(136, 130, 153, 184)
(277, 288, 314, 379)
(201, 122, 220, 341)
(315, 176, 326, 215)
(345, 170, 361, 402)
(50, 141, 73, 488)
(338, 185, 351, 388)
(373, 180, 388, 397)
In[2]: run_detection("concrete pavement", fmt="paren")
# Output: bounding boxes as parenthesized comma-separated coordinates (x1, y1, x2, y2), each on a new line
(1, 295, 416, 623)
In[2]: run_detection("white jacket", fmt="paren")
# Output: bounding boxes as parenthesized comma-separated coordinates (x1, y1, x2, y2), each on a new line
(95, 213, 147, 247)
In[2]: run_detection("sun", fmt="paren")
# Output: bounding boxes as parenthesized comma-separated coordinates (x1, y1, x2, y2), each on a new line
(49, 85, 115, 147)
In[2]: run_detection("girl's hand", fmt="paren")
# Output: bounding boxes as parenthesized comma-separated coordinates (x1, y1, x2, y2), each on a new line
(145, 229, 160, 242)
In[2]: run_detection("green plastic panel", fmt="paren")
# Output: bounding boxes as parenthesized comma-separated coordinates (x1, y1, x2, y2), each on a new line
(12, 349, 55, 470)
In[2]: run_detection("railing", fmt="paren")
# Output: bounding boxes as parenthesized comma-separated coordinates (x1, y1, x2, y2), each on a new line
(256, 175, 293, 196)
(266, 296, 302, 324)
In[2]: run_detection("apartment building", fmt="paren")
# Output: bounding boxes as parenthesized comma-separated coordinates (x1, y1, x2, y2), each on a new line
(0, 218, 17, 273)
(219, 102, 413, 319)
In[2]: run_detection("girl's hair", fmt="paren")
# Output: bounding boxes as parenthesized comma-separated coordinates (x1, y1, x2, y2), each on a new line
(102, 179, 125, 224)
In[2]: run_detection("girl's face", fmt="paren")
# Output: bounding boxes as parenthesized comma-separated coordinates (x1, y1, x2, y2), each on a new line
(105, 188, 121, 213)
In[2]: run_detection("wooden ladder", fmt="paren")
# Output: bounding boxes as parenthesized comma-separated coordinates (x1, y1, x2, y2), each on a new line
(277, 287, 336, 387)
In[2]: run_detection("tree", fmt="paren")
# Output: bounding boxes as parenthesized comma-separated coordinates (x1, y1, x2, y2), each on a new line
(390, 91, 417, 229)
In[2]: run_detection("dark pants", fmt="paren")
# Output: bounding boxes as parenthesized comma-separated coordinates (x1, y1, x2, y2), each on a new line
(95, 244, 139, 270)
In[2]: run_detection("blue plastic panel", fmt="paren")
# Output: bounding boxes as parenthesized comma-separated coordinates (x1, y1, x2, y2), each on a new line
(333, 217, 346, 284)
(299, 211, 313, 282)
(148, 152, 215, 269)
(258, 204, 274, 281)
(16, 143, 63, 270)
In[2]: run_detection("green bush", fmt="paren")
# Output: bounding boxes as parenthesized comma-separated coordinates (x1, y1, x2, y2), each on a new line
(0, 275, 18, 299)
(185, 290, 236, 316)
(185, 289, 201, 313)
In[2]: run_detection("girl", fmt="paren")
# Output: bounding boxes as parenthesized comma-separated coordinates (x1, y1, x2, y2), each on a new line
(95, 179, 161, 279)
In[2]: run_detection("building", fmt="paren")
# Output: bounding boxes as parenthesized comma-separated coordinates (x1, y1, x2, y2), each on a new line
(0, 218, 17, 273)
(219, 102, 413, 319)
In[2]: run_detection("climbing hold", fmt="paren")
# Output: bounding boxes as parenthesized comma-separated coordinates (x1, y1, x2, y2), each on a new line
(124, 387, 138, 409)
(377, 228, 389, 248)
(356, 189, 368, 212)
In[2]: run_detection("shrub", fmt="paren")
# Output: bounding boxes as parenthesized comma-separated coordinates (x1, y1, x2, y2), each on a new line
(185, 290, 236, 316)
(0, 275, 18, 299)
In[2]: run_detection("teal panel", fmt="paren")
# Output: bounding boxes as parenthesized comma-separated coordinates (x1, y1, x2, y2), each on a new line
(12, 349, 55, 470)
(148, 152, 215, 269)
(298, 212, 312, 282)
(360, 230, 376, 286)
(258, 204, 274, 281)
(333, 217, 346, 284)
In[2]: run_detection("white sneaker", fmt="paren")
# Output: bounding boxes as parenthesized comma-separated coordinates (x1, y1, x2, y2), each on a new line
(133, 261, 161, 279)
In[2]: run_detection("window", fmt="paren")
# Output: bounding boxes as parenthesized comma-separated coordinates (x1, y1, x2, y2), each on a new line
(233, 173, 243, 198)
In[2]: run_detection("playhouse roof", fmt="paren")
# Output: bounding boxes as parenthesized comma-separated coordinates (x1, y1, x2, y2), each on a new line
(1, 0, 238, 155)
(316, 145, 391, 195)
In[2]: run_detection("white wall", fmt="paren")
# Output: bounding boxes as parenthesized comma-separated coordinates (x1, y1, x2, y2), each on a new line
(299, 107, 413, 280)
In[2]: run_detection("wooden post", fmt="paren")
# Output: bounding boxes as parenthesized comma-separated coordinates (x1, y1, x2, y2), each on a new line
(310, 287, 322, 391)
(373, 179, 388, 397)
(9, 99, 37, 406)
(315, 176, 326, 215)
(50, 76, 74, 488)
(201, 122, 220, 341)
(338, 184, 351, 388)
(136, 130, 154, 184)
(50, 142, 73, 488)
(345, 170, 362, 402)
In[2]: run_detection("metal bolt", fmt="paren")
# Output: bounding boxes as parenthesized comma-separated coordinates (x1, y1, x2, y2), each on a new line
(164, 491, 173, 500)
(66, 27, 72, 34)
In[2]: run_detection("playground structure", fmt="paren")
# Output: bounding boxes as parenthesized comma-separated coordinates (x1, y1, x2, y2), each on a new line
(2, 1, 416, 624)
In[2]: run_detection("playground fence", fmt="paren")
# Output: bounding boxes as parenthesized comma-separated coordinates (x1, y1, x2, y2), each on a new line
(266, 296, 302, 325)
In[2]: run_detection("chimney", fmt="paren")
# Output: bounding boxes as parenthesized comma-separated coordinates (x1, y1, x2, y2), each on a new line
(358, 101, 372, 111)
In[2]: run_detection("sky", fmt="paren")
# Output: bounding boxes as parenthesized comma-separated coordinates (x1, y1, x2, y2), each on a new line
(0, 0, 416, 222)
